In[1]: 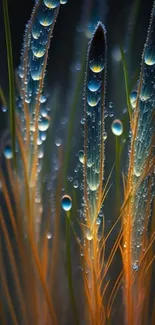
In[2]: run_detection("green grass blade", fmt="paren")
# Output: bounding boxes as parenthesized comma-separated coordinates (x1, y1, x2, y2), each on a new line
(120, 45, 132, 121)
(3, 0, 16, 168)
(0, 87, 7, 108)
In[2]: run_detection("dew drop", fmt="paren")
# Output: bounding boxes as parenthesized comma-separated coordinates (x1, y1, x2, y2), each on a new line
(89, 58, 104, 73)
(103, 132, 107, 140)
(43, 0, 60, 9)
(40, 107, 48, 117)
(4, 145, 13, 159)
(78, 150, 84, 164)
(73, 180, 78, 188)
(86, 230, 93, 241)
(55, 138, 62, 147)
(134, 166, 141, 177)
(111, 119, 123, 136)
(40, 132, 47, 141)
(96, 217, 101, 225)
(61, 195, 72, 211)
(144, 48, 155, 66)
(2, 106, 7, 112)
(39, 95, 47, 103)
(109, 102, 113, 109)
(87, 91, 100, 107)
(60, 0, 68, 3)
(38, 6, 54, 26)
(130, 91, 137, 108)
(38, 118, 50, 131)
(87, 79, 101, 92)
(47, 232, 52, 239)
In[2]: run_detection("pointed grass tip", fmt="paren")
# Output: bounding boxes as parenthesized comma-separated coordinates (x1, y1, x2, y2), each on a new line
(89, 22, 106, 68)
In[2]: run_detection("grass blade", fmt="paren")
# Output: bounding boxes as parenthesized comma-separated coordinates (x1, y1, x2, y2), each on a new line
(3, 0, 16, 168)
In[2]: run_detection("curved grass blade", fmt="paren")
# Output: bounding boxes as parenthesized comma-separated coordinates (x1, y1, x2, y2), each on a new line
(122, 1, 155, 323)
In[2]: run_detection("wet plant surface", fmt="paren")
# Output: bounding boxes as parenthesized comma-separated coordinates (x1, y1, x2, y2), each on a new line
(0, 0, 155, 324)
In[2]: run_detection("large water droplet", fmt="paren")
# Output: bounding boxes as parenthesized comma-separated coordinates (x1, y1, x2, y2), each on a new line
(78, 150, 84, 164)
(87, 79, 101, 92)
(4, 145, 13, 159)
(89, 58, 104, 73)
(55, 138, 62, 147)
(144, 48, 155, 66)
(32, 19, 41, 39)
(134, 166, 141, 177)
(31, 57, 43, 81)
(61, 195, 72, 211)
(39, 95, 47, 103)
(130, 91, 137, 108)
(60, 0, 68, 3)
(87, 91, 100, 107)
(111, 119, 123, 136)
(38, 118, 50, 131)
(31, 41, 46, 58)
(86, 229, 93, 241)
(43, 0, 60, 9)
(38, 6, 54, 26)
(73, 180, 78, 188)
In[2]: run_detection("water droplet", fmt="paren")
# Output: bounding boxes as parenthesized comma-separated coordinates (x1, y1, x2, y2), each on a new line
(109, 102, 113, 109)
(61, 195, 72, 211)
(103, 132, 107, 140)
(132, 263, 139, 271)
(60, 0, 68, 3)
(111, 119, 123, 136)
(134, 166, 141, 177)
(144, 48, 155, 66)
(43, 0, 60, 9)
(38, 147, 44, 158)
(32, 19, 41, 39)
(96, 217, 101, 225)
(89, 58, 104, 73)
(40, 132, 47, 141)
(4, 145, 13, 159)
(31, 57, 43, 81)
(130, 91, 137, 108)
(73, 180, 78, 188)
(38, 118, 50, 131)
(38, 6, 54, 26)
(39, 95, 47, 103)
(47, 232, 52, 239)
(87, 79, 101, 92)
(2, 106, 7, 112)
(78, 150, 84, 164)
(87, 91, 100, 107)
(55, 138, 62, 147)
(86, 230, 93, 241)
